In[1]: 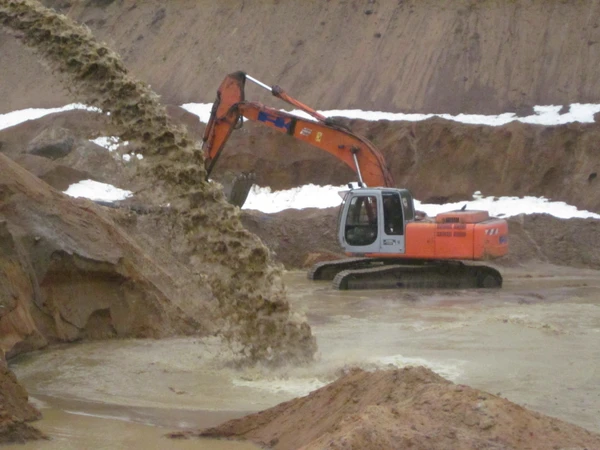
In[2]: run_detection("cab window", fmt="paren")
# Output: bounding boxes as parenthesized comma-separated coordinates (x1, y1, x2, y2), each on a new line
(345, 196, 378, 246)
(399, 191, 415, 221)
(383, 192, 404, 235)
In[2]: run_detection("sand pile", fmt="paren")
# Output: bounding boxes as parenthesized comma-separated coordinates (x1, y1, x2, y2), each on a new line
(179, 366, 600, 449)
(0, 0, 315, 365)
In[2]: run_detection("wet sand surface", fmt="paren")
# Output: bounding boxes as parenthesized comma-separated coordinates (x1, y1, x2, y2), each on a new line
(6, 406, 259, 450)
(7, 263, 600, 448)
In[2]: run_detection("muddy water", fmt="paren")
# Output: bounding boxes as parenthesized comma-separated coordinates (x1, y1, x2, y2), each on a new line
(7, 263, 600, 448)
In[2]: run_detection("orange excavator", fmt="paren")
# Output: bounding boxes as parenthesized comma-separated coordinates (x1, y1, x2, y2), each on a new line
(203, 71, 508, 289)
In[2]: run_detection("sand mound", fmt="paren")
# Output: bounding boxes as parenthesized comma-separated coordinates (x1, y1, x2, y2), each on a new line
(180, 366, 600, 450)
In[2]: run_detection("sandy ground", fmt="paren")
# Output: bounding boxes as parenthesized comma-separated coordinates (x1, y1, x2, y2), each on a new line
(7, 263, 600, 448)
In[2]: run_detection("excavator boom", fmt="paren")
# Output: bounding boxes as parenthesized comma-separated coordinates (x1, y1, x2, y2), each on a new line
(203, 71, 394, 189)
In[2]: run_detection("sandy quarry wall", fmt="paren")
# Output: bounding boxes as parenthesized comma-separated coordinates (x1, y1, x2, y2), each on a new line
(3, 0, 600, 114)
(212, 117, 600, 213)
(3, 103, 599, 215)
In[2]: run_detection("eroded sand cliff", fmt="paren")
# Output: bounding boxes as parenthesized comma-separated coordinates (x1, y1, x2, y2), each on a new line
(4, 0, 600, 114)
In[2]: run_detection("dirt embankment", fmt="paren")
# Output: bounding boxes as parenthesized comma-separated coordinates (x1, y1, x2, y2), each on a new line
(0, 152, 217, 351)
(3, 108, 600, 272)
(4, 1, 600, 213)
(174, 366, 600, 450)
(4, 0, 600, 115)
(210, 117, 600, 214)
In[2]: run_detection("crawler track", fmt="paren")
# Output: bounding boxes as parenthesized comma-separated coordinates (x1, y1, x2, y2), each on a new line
(309, 258, 502, 290)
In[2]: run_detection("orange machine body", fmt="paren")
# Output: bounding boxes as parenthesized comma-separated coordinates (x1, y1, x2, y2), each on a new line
(339, 190, 508, 262)
(354, 213, 509, 260)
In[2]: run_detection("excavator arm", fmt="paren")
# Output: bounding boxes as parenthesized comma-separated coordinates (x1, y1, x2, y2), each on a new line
(202, 71, 395, 192)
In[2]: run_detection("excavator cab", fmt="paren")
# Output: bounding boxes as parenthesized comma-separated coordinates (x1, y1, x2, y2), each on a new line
(339, 188, 416, 255)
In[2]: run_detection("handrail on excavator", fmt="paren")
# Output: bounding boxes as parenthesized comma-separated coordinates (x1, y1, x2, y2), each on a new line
(245, 74, 328, 123)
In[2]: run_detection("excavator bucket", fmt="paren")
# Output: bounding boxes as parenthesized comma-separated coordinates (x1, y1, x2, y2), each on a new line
(218, 171, 256, 208)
